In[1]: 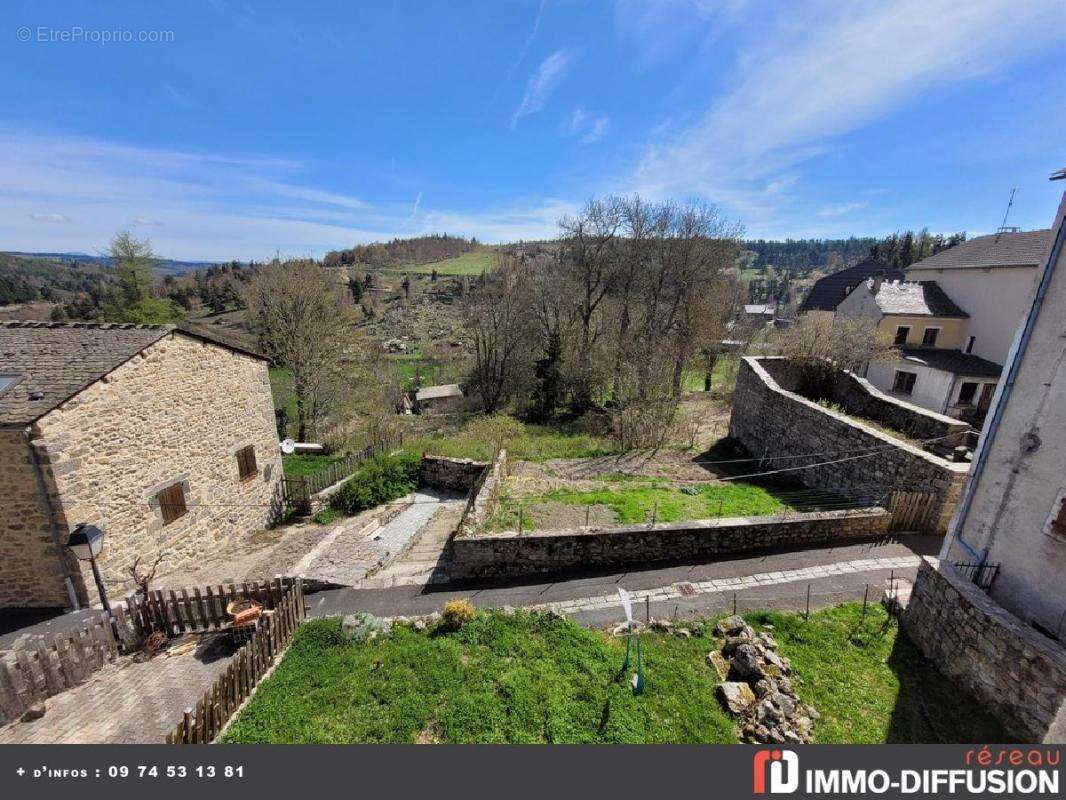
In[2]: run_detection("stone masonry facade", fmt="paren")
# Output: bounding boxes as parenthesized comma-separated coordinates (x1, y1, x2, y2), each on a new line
(2, 332, 282, 607)
(0, 430, 72, 607)
(450, 507, 889, 579)
(904, 560, 1066, 742)
(729, 357, 969, 534)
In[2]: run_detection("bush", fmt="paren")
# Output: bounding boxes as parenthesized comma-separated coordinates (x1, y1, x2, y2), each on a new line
(440, 599, 476, 630)
(329, 451, 421, 516)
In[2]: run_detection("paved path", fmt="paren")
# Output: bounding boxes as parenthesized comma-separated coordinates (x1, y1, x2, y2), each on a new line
(308, 535, 942, 624)
(359, 501, 465, 588)
(0, 632, 236, 744)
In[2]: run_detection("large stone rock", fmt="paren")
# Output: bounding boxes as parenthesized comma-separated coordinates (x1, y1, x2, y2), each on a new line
(707, 651, 731, 681)
(717, 682, 757, 714)
(730, 644, 765, 681)
(715, 615, 748, 636)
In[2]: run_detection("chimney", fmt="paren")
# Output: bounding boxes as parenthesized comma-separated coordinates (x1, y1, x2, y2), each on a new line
(871, 275, 883, 294)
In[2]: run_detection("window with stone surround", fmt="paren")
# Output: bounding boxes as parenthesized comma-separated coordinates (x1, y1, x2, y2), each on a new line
(236, 445, 258, 481)
(157, 482, 187, 525)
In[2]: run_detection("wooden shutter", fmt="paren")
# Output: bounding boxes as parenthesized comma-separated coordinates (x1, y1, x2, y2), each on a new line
(158, 483, 187, 525)
(237, 445, 258, 481)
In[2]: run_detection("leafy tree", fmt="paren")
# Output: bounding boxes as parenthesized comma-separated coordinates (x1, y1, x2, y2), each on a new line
(102, 231, 185, 324)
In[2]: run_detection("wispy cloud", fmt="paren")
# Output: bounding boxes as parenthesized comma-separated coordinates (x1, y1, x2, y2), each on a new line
(631, 0, 1065, 233)
(563, 108, 610, 145)
(0, 129, 571, 259)
(817, 202, 868, 219)
(511, 50, 573, 128)
(614, 0, 749, 65)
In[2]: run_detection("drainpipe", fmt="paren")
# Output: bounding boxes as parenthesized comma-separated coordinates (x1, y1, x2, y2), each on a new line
(23, 427, 83, 610)
(943, 201, 1066, 564)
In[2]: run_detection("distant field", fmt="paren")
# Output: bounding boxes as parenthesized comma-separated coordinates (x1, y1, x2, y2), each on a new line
(392, 250, 497, 276)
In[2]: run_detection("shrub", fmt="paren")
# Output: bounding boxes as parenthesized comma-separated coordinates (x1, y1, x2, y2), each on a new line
(440, 599, 476, 630)
(329, 451, 421, 516)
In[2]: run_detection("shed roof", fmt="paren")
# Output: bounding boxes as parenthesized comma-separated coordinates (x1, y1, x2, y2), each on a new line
(415, 384, 463, 402)
(899, 348, 1002, 378)
(0, 322, 267, 427)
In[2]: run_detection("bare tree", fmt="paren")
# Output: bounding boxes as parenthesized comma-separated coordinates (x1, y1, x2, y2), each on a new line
(463, 258, 535, 413)
(772, 314, 899, 395)
(244, 260, 357, 441)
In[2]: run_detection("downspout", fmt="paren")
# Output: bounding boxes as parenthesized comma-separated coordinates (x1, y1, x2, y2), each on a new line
(943, 203, 1066, 564)
(23, 427, 82, 610)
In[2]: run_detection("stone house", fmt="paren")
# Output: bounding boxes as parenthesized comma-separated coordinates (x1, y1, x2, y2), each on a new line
(797, 257, 904, 321)
(0, 322, 282, 609)
(904, 188, 1066, 742)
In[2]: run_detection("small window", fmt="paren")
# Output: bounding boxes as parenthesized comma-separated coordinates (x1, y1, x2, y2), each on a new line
(921, 327, 940, 347)
(236, 445, 258, 481)
(965, 335, 976, 354)
(157, 483, 187, 525)
(894, 326, 910, 345)
(0, 375, 22, 396)
(957, 382, 978, 406)
(892, 370, 917, 395)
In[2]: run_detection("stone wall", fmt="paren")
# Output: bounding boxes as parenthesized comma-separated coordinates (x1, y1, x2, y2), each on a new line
(29, 332, 283, 603)
(458, 449, 508, 537)
(729, 358, 969, 534)
(0, 430, 74, 607)
(419, 455, 488, 493)
(757, 357, 969, 443)
(451, 507, 889, 579)
(903, 560, 1066, 743)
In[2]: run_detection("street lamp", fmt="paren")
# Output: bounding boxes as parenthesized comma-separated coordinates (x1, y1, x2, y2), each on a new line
(67, 523, 111, 614)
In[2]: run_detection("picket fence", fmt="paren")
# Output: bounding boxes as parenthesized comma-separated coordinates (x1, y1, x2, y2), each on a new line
(166, 580, 306, 744)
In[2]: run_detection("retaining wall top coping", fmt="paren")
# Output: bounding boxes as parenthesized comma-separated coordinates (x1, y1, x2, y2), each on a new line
(464, 506, 888, 543)
(421, 454, 489, 467)
(743, 356, 969, 473)
(920, 559, 1066, 668)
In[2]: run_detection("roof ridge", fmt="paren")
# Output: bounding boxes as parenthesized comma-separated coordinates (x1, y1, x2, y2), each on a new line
(0, 321, 171, 330)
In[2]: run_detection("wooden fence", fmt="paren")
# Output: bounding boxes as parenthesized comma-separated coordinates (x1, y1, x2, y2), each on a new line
(115, 577, 299, 645)
(887, 490, 937, 533)
(282, 435, 401, 513)
(0, 612, 119, 726)
(166, 580, 306, 744)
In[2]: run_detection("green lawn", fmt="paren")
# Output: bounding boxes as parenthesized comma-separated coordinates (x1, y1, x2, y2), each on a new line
(269, 366, 296, 421)
(490, 481, 797, 530)
(386, 351, 462, 390)
(393, 250, 498, 276)
(221, 606, 1010, 744)
(408, 418, 619, 463)
(282, 452, 344, 478)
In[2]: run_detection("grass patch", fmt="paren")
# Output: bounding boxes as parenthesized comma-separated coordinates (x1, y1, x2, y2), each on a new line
(408, 418, 619, 463)
(221, 606, 1011, 744)
(394, 250, 498, 276)
(386, 350, 461, 390)
(282, 453, 344, 478)
(485, 480, 840, 530)
(312, 507, 343, 525)
(269, 366, 297, 423)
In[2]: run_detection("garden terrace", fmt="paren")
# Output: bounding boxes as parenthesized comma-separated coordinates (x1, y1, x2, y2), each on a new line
(220, 606, 1011, 744)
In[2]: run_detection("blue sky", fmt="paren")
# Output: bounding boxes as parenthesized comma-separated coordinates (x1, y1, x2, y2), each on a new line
(1, 0, 1064, 260)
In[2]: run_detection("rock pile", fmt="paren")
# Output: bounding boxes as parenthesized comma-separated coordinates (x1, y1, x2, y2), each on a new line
(710, 615, 819, 744)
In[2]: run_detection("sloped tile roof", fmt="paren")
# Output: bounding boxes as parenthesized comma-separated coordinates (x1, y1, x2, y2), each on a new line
(874, 280, 969, 318)
(799, 258, 905, 313)
(906, 229, 1052, 272)
(900, 347, 1002, 378)
(0, 322, 266, 426)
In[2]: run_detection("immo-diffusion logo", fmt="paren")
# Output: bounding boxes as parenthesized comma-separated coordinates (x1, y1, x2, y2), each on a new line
(754, 749, 800, 794)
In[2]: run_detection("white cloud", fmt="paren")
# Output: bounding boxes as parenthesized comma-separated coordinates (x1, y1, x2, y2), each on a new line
(614, 0, 749, 65)
(511, 50, 573, 128)
(0, 129, 571, 259)
(631, 0, 1065, 232)
(817, 202, 867, 219)
(563, 107, 610, 144)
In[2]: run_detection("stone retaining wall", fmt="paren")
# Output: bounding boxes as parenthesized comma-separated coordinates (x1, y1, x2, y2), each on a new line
(451, 506, 889, 579)
(759, 358, 970, 444)
(419, 455, 488, 493)
(729, 357, 969, 534)
(458, 449, 508, 537)
(903, 560, 1066, 743)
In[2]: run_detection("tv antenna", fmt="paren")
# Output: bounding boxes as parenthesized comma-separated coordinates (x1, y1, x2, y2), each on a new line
(995, 188, 1019, 239)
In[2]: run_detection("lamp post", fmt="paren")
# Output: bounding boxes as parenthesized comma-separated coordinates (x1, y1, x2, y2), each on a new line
(67, 523, 111, 614)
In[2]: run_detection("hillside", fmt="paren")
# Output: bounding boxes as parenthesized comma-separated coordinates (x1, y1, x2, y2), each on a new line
(4, 251, 218, 276)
